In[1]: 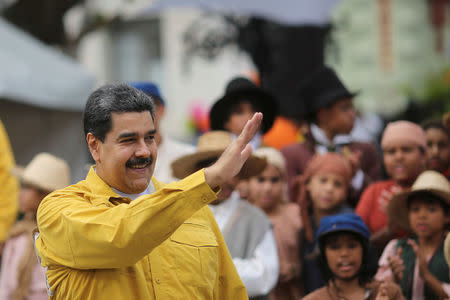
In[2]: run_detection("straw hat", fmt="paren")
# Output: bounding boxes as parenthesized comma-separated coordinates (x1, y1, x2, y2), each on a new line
(387, 170, 450, 231)
(171, 131, 267, 180)
(12, 152, 70, 192)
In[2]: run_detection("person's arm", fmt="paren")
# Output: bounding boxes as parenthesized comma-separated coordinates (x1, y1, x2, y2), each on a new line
(232, 229, 279, 297)
(0, 120, 18, 245)
(36, 112, 264, 270)
(36, 170, 218, 269)
(208, 210, 248, 299)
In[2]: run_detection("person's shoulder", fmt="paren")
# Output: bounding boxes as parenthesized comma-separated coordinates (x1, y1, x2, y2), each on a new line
(238, 200, 272, 226)
(302, 286, 329, 300)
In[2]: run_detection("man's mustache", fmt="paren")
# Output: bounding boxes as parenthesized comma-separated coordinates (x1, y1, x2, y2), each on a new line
(126, 156, 153, 168)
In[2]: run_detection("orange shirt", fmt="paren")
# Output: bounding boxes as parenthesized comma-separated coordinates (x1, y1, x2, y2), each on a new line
(356, 180, 405, 234)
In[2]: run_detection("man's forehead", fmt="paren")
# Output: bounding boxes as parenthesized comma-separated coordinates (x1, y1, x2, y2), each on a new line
(109, 111, 155, 135)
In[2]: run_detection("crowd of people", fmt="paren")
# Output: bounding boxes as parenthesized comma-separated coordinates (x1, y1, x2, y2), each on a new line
(0, 64, 449, 300)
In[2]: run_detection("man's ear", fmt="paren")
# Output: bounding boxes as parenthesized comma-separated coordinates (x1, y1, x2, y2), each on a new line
(316, 107, 328, 126)
(86, 133, 101, 163)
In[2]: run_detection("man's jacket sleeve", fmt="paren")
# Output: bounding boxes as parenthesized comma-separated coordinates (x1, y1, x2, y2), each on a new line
(36, 170, 217, 269)
(0, 120, 18, 242)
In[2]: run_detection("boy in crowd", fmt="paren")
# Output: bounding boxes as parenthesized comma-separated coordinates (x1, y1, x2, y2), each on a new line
(281, 66, 381, 205)
(303, 213, 403, 300)
(172, 131, 279, 300)
(356, 121, 427, 252)
(422, 120, 450, 178)
(376, 170, 450, 299)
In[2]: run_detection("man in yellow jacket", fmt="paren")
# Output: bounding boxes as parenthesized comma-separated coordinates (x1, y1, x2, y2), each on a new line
(0, 119, 18, 253)
(35, 83, 258, 299)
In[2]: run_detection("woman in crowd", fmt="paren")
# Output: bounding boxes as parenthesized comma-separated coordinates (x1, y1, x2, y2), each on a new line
(0, 153, 70, 300)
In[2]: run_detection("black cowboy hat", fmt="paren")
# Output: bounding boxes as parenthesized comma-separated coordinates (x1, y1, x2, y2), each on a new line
(209, 77, 277, 134)
(299, 66, 357, 118)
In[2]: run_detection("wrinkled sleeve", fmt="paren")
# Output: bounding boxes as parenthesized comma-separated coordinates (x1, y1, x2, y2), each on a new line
(208, 209, 248, 300)
(36, 170, 217, 269)
(232, 229, 279, 297)
(0, 120, 18, 242)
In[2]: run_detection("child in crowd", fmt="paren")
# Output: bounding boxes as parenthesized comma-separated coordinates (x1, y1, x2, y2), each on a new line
(210, 76, 278, 199)
(376, 170, 450, 299)
(295, 152, 354, 294)
(422, 120, 450, 178)
(303, 213, 404, 300)
(281, 66, 381, 204)
(356, 121, 427, 252)
(0, 153, 70, 300)
(247, 147, 302, 300)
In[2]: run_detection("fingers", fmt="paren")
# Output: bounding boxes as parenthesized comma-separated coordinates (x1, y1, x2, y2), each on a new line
(236, 112, 263, 145)
(396, 246, 403, 257)
(407, 239, 419, 253)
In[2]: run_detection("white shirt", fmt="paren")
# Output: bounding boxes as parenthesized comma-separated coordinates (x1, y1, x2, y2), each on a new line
(310, 124, 365, 190)
(153, 136, 195, 183)
(209, 192, 279, 297)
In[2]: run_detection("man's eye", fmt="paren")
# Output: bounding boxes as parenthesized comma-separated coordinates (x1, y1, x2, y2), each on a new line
(145, 135, 155, 141)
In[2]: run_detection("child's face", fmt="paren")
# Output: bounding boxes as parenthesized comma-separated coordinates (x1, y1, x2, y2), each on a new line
(324, 232, 363, 280)
(383, 142, 425, 186)
(19, 184, 46, 214)
(408, 197, 449, 238)
(306, 173, 347, 212)
(224, 101, 256, 135)
(248, 165, 283, 211)
(317, 98, 356, 135)
(425, 128, 450, 172)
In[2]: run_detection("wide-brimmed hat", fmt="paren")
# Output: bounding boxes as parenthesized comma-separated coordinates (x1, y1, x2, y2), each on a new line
(11, 152, 70, 192)
(209, 77, 277, 134)
(316, 213, 371, 245)
(299, 66, 357, 118)
(387, 170, 450, 231)
(171, 131, 267, 180)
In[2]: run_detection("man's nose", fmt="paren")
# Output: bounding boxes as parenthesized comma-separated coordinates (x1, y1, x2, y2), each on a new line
(135, 139, 151, 157)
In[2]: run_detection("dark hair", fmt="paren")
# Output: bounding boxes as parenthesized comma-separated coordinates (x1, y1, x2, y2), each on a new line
(83, 83, 155, 142)
(318, 231, 376, 285)
(422, 120, 450, 137)
(407, 191, 449, 214)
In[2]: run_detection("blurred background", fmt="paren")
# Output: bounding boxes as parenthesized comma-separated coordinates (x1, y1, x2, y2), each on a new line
(0, 0, 449, 182)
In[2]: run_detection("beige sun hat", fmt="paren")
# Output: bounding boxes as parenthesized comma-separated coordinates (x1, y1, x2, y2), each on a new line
(387, 170, 450, 231)
(11, 152, 71, 192)
(171, 131, 267, 180)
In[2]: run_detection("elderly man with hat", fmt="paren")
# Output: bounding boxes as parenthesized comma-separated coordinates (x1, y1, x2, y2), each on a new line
(281, 66, 382, 204)
(172, 131, 279, 300)
(129, 82, 195, 183)
(34, 83, 260, 299)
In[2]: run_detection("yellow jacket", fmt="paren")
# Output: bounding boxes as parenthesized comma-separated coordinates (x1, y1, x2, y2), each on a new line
(35, 167, 248, 299)
(0, 120, 18, 242)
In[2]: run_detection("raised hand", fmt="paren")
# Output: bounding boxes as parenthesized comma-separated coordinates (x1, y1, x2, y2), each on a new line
(408, 239, 429, 279)
(204, 112, 263, 189)
(387, 247, 404, 283)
